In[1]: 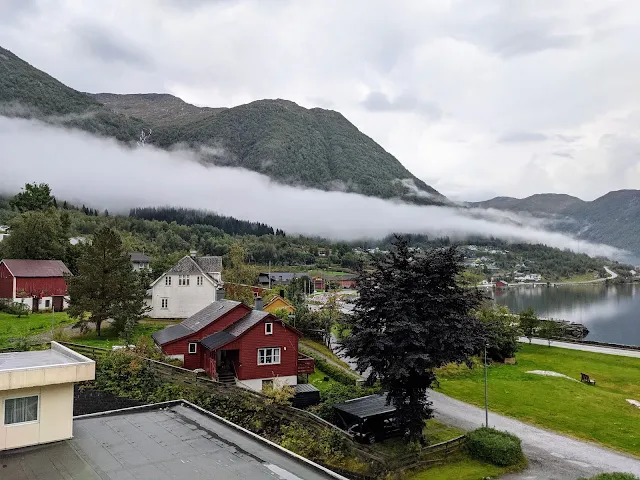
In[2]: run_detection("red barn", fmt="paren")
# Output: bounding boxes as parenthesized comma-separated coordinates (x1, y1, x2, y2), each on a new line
(0, 259, 71, 312)
(152, 299, 315, 392)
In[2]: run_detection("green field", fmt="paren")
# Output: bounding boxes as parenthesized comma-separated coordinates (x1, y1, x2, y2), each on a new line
(404, 454, 514, 480)
(437, 344, 640, 456)
(0, 312, 75, 348)
(71, 321, 169, 348)
(300, 338, 353, 370)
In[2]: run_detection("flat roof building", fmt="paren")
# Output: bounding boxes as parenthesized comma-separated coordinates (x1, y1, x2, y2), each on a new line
(0, 342, 95, 451)
(1, 401, 348, 480)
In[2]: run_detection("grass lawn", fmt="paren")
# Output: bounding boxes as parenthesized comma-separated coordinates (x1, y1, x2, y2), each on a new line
(71, 322, 169, 349)
(558, 272, 600, 282)
(404, 453, 514, 480)
(306, 368, 340, 392)
(373, 419, 465, 458)
(437, 344, 640, 456)
(300, 338, 352, 370)
(0, 312, 74, 348)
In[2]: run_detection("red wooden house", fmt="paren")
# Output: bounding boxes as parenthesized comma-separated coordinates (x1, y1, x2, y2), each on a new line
(0, 259, 71, 312)
(152, 299, 315, 392)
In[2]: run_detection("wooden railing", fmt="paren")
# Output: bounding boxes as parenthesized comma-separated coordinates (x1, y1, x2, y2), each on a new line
(297, 353, 315, 375)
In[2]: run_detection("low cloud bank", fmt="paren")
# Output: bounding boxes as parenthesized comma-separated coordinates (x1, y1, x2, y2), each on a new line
(0, 117, 625, 259)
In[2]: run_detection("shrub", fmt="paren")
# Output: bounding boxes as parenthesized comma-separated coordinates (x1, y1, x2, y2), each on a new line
(467, 427, 524, 466)
(579, 475, 640, 480)
(0, 300, 30, 317)
(280, 422, 348, 463)
(262, 378, 295, 405)
(95, 349, 159, 400)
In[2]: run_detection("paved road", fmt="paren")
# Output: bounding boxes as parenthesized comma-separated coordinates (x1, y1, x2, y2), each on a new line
(430, 390, 640, 479)
(520, 337, 640, 358)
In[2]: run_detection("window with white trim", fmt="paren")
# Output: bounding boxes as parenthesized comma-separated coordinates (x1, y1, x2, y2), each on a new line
(165, 276, 172, 286)
(197, 276, 203, 286)
(161, 298, 168, 309)
(179, 275, 190, 286)
(258, 347, 281, 365)
(188, 342, 197, 354)
(4, 395, 39, 425)
(265, 323, 273, 335)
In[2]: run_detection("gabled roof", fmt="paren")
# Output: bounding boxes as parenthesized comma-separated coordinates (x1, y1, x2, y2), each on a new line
(152, 299, 243, 345)
(149, 254, 222, 287)
(1, 259, 71, 278)
(225, 310, 270, 337)
(264, 296, 296, 311)
(130, 252, 151, 263)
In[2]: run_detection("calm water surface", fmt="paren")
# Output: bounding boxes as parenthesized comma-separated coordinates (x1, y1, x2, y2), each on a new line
(492, 284, 640, 346)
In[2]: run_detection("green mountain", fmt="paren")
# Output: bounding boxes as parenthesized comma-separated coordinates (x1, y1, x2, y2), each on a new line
(0, 46, 445, 204)
(470, 191, 640, 255)
(0, 46, 145, 141)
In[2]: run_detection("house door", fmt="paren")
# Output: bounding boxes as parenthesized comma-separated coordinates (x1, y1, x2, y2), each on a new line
(32, 297, 39, 312)
(52, 296, 64, 312)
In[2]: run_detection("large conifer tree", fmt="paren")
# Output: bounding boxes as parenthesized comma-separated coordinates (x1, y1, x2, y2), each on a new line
(343, 237, 485, 441)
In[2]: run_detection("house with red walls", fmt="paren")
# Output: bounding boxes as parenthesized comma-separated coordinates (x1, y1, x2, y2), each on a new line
(152, 298, 315, 392)
(0, 259, 71, 312)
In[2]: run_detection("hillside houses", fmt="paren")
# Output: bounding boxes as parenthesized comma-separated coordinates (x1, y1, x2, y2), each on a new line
(146, 253, 223, 319)
(0, 259, 71, 311)
(152, 299, 314, 391)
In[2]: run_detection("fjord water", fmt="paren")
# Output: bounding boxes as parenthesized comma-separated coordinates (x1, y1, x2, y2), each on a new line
(493, 284, 640, 346)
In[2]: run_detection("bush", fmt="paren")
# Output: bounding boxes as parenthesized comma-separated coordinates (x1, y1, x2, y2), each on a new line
(579, 475, 640, 480)
(467, 427, 524, 466)
(0, 300, 30, 317)
(280, 422, 348, 464)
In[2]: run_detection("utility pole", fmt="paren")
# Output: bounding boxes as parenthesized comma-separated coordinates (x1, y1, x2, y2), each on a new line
(484, 343, 489, 427)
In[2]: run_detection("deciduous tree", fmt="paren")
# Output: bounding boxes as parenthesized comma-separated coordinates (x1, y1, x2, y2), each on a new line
(68, 227, 149, 337)
(538, 320, 564, 346)
(518, 307, 540, 344)
(475, 303, 519, 361)
(0, 210, 66, 260)
(10, 183, 55, 212)
(343, 237, 485, 441)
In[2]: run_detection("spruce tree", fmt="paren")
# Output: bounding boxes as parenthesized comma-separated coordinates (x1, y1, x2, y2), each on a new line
(68, 227, 149, 337)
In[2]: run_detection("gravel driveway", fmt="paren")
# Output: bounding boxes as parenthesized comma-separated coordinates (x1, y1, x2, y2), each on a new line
(430, 390, 640, 479)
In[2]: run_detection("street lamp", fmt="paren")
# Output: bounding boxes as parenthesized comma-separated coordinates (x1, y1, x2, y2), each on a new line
(484, 342, 489, 427)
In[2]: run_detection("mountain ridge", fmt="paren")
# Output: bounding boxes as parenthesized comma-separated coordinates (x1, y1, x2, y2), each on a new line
(0, 45, 445, 205)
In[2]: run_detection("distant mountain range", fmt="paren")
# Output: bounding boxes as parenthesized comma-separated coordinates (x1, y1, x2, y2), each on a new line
(469, 191, 640, 255)
(0, 45, 445, 205)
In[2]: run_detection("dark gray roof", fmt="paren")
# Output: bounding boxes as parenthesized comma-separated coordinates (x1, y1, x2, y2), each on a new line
(333, 393, 395, 419)
(200, 331, 237, 350)
(181, 300, 242, 331)
(225, 310, 270, 337)
(152, 324, 193, 345)
(294, 383, 320, 394)
(3, 403, 346, 479)
(195, 255, 222, 273)
(130, 252, 151, 263)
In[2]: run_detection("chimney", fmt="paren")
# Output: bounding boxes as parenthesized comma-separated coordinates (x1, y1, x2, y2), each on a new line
(216, 289, 225, 301)
(255, 296, 263, 311)
(279, 289, 285, 299)
(190, 250, 197, 258)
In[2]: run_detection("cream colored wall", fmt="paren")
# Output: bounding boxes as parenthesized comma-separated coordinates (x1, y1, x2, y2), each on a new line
(0, 383, 74, 451)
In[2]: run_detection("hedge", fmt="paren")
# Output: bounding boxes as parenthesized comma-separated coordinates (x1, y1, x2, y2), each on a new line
(300, 347, 359, 385)
(467, 427, 524, 466)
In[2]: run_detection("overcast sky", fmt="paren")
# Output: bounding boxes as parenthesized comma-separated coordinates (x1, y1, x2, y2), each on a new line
(2, 0, 640, 201)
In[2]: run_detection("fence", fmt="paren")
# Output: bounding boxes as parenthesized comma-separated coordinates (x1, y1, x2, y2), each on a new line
(386, 435, 467, 471)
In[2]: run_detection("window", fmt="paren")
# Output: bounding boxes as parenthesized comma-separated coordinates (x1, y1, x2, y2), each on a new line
(258, 347, 281, 365)
(197, 276, 203, 286)
(179, 275, 190, 286)
(188, 342, 197, 354)
(165, 276, 172, 286)
(4, 396, 39, 425)
(161, 298, 168, 309)
(45, 299, 50, 308)
(265, 323, 273, 335)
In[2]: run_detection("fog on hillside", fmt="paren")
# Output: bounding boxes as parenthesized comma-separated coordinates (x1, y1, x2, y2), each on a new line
(0, 117, 625, 260)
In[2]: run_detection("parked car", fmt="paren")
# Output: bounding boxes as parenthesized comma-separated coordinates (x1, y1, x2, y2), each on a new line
(348, 417, 409, 444)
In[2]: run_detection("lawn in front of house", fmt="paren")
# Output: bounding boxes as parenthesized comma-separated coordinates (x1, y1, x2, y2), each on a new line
(437, 343, 640, 456)
(306, 368, 341, 392)
(0, 311, 74, 348)
(71, 321, 170, 348)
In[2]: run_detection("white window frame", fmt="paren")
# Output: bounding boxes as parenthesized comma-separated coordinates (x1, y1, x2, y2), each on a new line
(165, 276, 172, 286)
(3, 394, 40, 426)
(265, 323, 273, 335)
(188, 342, 197, 354)
(161, 298, 168, 309)
(197, 276, 203, 286)
(179, 275, 190, 286)
(258, 347, 281, 365)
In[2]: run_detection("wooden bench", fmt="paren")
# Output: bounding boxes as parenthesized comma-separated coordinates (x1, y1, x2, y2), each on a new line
(581, 373, 596, 385)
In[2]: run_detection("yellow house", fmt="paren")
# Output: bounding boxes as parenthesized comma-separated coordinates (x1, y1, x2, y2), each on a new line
(263, 296, 296, 314)
(0, 341, 95, 451)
